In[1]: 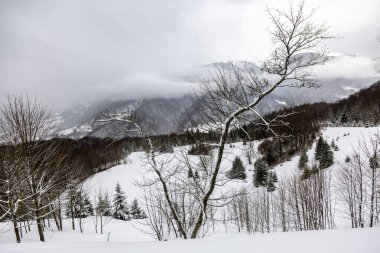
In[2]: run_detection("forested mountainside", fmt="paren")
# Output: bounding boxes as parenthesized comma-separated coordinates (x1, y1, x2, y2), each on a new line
(264, 80, 380, 128)
(10, 79, 377, 178)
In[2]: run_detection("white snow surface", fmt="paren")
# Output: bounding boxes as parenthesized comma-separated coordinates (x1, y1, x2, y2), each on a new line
(1, 225, 379, 253)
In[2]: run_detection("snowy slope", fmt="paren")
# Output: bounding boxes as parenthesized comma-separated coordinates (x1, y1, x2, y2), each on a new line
(85, 127, 380, 207)
(1, 126, 380, 251)
(275, 127, 380, 179)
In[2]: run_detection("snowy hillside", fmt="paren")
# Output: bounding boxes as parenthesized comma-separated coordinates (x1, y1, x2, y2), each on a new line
(1, 126, 379, 252)
(86, 127, 380, 211)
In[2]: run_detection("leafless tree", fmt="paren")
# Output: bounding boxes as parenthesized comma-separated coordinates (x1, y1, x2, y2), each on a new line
(0, 148, 31, 243)
(190, 0, 332, 238)
(0, 94, 69, 242)
(336, 133, 380, 228)
(98, 1, 332, 239)
(95, 189, 112, 234)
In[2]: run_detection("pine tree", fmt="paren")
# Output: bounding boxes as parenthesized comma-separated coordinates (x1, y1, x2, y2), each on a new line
(66, 191, 93, 218)
(82, 194, 94, 217)
(96, 192, 112, 217)
(319, 141, 334, 169)
(298, 149, 309, 170)
(188, 168, 194, 178)
(266, 171, 276, 192)
(330, 140, 336, 149)
(272, 171, 278, 183)
(112, 183, 131, 221)
(315, 137, 324, 161)
(253, 158, 268, 187)
(194, 170, 200, 179)
(227, 156, 246, 180)
(301, 168, 311, 180)
(130, 199, 146, 219)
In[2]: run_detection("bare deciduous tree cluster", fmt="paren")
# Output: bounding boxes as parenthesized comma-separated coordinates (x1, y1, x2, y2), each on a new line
(225, 170, 334, 234)
(0, 95, 85, 243)
(336, 133, 380, 228)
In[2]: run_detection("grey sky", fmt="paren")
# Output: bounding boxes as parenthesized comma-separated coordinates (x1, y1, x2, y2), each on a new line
(0, 0, 379, 109)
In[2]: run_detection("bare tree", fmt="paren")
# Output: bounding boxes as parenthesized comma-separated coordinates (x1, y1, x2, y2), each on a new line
(95, 189, 112, 234)
(190, 0, 332, 238)
(0, 148, 31, 243)
(97, 1, 332, 239)
(0, 94, 69, 242)
(336, 133, 380, 228)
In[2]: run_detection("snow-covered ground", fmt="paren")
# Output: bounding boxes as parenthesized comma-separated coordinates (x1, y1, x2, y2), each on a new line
(1, 225, 379, 253)
(86, 127, 380, 206)
(275, 127, 380, 178)
(1, 127, 380, 252)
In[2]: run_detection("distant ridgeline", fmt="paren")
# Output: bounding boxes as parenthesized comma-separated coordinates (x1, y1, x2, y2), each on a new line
(1, 81, 378, 178)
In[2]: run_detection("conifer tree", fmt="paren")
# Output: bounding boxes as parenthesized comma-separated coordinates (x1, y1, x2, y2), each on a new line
(82, 194, 94, 217)
(130, 199, 147, 219)
(96, 192, 112, 217)
(301, 168, 311, 180)
(112, 183, 131, 221)
(188, 168, 194, 178)
(194, 170, 200, 180)
(66, 191, 93, 218)
(253, 158, 268, 187)
(315, 136, 324, 161)
(298, 149, 309, 170)
(266, 171, 276, 192)
(227, 156, 246, 180)
(272, 171, 278, 183)
(320, 141, 334, 169)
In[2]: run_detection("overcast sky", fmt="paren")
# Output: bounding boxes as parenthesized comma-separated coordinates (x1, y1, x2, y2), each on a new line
(0, 0, 379, 109)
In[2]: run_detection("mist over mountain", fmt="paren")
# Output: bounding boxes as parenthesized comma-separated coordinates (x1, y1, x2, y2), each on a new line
(52, 57, 379, 138)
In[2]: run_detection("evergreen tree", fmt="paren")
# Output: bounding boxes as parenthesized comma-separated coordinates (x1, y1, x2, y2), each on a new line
(266, 171, 276, 192)
(330, 140, 335, 149)
(66, 190, 93, 218)
(315, 136, 324, 161)
(298, 149, 309, 170)
(253, 158, 268, 187)
(130, 199, 147, 219)
(112, 183, 131, 221)
(301, 168, 311, 180)
(188, 168, 194, 178)
(319, 141, 334, 169)
(82, 194, 94, 217)
(194, 170, 200, 179)
(369, 155, 379, 170)
(227, 156, 246, 180)
(96, 192, 112, 217)
(272, 171, 278, 183)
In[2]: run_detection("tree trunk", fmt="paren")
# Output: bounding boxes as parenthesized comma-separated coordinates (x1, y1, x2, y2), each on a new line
(13, 219, 21, 243)
(70, 198, 75, 230)
(51, 203, 61, 231)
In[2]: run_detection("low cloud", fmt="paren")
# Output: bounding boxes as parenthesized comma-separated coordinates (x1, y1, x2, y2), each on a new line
(0, 0, 378, 109)
(314, 55, 380, 79)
